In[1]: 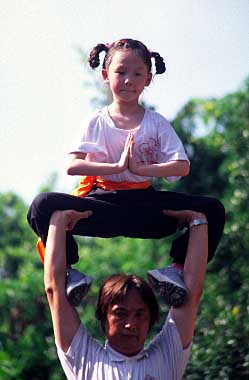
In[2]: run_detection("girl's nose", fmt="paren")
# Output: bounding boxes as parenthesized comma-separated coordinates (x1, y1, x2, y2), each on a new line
(124, 77, 132, 85)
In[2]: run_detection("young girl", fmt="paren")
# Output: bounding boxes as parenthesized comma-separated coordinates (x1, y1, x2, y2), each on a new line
(27, 39, 225, 307)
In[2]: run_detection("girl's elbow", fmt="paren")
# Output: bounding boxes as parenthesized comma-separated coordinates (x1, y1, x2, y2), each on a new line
(179, 161, 190, 177)
(66, 166, 73, 176)
(65, 163, 75, 176)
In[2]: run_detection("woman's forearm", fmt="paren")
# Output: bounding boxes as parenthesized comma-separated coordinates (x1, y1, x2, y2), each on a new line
(184, 219, 208, 304)
(44, 212, 67, 291)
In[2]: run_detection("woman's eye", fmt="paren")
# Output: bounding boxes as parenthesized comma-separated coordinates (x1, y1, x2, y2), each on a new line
(114, 309, 126, 318)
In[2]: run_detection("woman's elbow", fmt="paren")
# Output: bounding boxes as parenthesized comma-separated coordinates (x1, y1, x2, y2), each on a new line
(44, 275, 55, 294)
(187, 285, 204, 308)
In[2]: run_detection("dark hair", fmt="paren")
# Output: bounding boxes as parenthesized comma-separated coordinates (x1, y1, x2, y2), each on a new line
(88, 38, 166, 75)
(95, 273, 159, 333)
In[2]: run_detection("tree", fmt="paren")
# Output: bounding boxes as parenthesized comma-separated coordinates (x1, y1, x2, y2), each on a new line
(1, 76, 249, 379)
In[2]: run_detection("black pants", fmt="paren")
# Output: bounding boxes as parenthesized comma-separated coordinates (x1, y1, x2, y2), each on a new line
(27, 187, 225, 266)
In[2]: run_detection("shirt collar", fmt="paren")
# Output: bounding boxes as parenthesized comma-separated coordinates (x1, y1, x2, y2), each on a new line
(104, 340, 149, 362)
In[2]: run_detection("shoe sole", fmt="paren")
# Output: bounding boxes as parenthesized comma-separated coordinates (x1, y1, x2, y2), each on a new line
(67, 283, 91, 307)
(147, 273, 187, 308)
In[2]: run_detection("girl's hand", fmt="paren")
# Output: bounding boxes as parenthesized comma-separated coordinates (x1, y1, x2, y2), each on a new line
(128, 134, 141, 174)
(117, 133, 133, 172)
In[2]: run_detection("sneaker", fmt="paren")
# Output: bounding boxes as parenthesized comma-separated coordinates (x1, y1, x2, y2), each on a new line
(147, 266, 187, 307)
(65, 268, 93, 307)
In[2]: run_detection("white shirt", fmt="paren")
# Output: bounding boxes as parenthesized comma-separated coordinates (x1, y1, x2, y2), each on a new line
(57, 312, 191, 380)
(70, 107, 189, 183)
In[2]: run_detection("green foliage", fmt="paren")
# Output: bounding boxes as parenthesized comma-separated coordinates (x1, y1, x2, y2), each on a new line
(0, 76, 249, 379)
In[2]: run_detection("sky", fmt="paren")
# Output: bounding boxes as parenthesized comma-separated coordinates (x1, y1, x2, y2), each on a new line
(1, 0, 248, 204)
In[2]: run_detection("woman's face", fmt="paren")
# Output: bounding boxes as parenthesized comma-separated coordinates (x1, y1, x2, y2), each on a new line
(105, 288, 151, 356)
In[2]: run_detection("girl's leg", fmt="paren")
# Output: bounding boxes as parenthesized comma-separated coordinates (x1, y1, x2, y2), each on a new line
(93, 188, 226, 265)
(28, 190, 226, 266)
(27, 192, 127, 265)
(154, 191, 226, 265)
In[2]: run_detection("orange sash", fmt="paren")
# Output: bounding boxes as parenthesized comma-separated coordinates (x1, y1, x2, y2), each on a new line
(36, 176, 151, 263)
(71, 176, 151, 197)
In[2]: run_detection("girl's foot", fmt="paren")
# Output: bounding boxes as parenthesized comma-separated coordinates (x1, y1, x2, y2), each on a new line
(147, 266, 187, 307)
(65, 268, 93, 307)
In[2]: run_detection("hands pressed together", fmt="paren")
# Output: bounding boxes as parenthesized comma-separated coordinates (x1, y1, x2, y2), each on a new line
(117, 133, 142, 175)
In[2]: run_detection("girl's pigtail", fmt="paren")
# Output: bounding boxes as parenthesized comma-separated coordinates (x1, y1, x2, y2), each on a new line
(150, 52, 166, 74)
(88, 44, 109, 69)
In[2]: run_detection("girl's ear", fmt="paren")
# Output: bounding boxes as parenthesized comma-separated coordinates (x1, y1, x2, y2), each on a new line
(145, 72, 152, 87)
(102, 69, 109, 84)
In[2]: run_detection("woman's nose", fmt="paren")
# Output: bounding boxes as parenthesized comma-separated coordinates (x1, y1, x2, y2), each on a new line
(124, 322, 136, 331)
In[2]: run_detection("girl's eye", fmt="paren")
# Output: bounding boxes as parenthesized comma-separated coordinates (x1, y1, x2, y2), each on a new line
(116, 71, 125, 75)
(135, 73, 142, 76)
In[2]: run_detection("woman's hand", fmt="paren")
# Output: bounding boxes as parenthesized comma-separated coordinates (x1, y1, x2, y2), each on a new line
(163, 210, 207, 230)
(51, 210, 93, 231)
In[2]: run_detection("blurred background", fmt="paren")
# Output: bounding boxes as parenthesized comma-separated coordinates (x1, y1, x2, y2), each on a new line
(0, 1, 248, 379)
(1, 0, 248, 201)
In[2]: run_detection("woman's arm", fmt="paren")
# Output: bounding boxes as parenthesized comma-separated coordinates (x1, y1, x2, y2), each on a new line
(164, 210, 208, 348)
(44, 210, 93, 352)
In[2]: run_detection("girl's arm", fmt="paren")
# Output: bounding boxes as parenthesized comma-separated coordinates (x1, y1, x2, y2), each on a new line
(129, 159, 190, 178)
(128, 136, 190, 178)
(66, 133, 133, 176)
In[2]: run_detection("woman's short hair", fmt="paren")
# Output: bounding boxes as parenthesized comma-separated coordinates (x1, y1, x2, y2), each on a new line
(95, 273, 159, 333)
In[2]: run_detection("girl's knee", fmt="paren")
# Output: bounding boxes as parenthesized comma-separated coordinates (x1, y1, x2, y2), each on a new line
(210, 197, 225, 218)
(203, 197, 226, 226)
(31, 192, 51, 210)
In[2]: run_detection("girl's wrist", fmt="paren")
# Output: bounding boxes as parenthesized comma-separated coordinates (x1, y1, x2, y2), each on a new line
(113, 162, 125, 174)
(130, 163, 147, 176)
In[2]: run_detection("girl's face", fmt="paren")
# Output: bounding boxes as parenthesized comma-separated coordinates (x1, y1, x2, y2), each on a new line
(102, 49, 152, 105)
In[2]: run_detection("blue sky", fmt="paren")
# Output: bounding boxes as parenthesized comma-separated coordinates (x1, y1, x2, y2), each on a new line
(1, 0, 248, 203)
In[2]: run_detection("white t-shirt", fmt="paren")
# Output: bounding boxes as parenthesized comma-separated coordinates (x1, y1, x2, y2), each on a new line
(70, 107, 189, 183)
(57, 312, 191, 380)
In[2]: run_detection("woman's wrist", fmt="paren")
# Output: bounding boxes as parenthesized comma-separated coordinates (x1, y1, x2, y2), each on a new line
(188, 212, 208, 228)
(189, 218, 208, 228)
